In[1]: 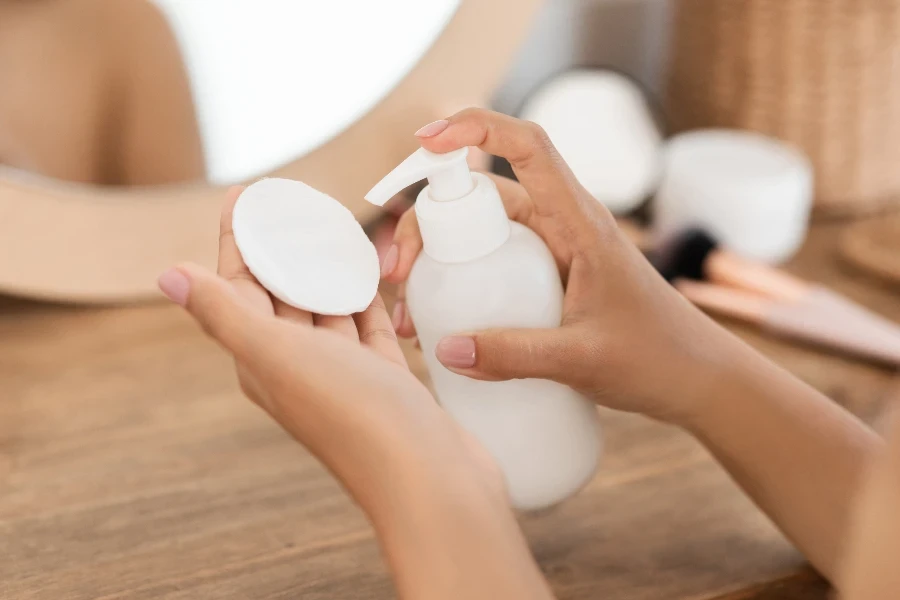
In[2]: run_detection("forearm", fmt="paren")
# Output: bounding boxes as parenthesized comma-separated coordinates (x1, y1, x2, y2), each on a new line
(838, 408, 900, 599)
(268, 363, 551, 600)
(365, 457, 554, 600)
(684, 339, 881, 581)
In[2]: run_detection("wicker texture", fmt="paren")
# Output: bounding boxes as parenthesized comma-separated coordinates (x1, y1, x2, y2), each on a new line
(841, 211, 900, 286)
(666, 0, 900, 215)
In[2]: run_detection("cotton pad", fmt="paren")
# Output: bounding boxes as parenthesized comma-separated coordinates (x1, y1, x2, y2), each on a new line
(232, 178, 380, 315)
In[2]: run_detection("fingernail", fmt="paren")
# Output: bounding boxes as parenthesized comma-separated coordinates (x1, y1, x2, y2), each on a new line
(392, 301, 406, 331)
(436, 336, 476, 369)
(381, 244, 399, 278)
(158, 268, 190, 306)
(415, 119, 450, 138)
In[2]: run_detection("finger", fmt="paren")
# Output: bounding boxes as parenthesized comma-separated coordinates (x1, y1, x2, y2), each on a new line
(354, 293, 408, 368)
(467, 145, 492, 171)
(273, 299, 314, 326)
(381, 207, 421, 284)
(218, 185, 249, 279)
(433, 328, 579, 383)
(219, 186, 309, 323)
(391, 285, 417, 339)
(417, 108, 584, 219)
(383, 174, 534, 286)
(218, 185, 273, 315)
(313, 314, 358, 340)
(159, 262, 263, 359)
(483, 173, 534, 225)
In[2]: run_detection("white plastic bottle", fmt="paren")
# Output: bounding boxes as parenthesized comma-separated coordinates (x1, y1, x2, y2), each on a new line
(366, 147, 601, 511)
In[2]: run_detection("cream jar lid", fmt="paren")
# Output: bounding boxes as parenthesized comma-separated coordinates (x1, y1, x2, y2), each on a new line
(654, 130, 813, 264)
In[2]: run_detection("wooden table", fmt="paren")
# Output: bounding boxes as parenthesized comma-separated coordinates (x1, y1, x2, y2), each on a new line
(1, 222, 898, 599)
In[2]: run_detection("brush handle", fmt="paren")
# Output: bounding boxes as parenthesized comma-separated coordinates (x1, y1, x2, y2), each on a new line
(678, 280, 900, 367)
(675, 280, 770, 324)
(706, 250, 810, 302)
(808, 288, 900, 337)
(765, 290, 900, 367)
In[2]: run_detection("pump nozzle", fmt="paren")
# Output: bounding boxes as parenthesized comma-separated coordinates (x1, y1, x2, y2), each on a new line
(365, 146, 509, 263)
(365, 147, 473, 206)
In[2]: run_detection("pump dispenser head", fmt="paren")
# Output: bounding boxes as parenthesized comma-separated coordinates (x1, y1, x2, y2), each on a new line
(366, 147, 511, 264)
(365, 147, 473, 205)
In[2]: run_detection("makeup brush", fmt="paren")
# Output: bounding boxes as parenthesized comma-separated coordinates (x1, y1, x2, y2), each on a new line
(652, 229, 900, 368)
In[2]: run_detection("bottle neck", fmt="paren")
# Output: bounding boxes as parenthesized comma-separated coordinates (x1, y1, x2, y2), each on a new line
(415, 173, 511, 264)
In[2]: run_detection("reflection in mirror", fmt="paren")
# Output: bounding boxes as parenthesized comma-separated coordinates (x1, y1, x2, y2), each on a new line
(0, 0, 460, 188)
(154, 0, 461, 184)
(0, 0, 205, 186)
(0, 0, 542, 304)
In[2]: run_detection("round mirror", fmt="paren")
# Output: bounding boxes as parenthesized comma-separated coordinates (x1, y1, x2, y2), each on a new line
(153, 0, 461, 184)
(0, 0, 541, 303)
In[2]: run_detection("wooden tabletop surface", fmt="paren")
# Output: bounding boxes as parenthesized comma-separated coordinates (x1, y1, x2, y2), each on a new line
(1, 221, 898, 600)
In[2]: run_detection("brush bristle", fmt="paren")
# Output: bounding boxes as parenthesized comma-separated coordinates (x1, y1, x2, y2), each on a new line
(652, 229, 719, 282)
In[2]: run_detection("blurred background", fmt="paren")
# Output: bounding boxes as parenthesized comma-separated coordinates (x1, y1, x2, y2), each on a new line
(154, 0, 673, 185)
(4, 0, 898, 302)
(2, 1, 899, 598)
(151, 0, 463, 184)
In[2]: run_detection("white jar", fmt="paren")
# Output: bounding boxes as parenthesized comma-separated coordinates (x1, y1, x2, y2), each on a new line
(654, 130, 814, 264)
(519, 70, 663, 215)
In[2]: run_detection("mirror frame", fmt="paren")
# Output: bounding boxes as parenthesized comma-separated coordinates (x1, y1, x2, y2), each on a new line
(0, 0, 541, 304)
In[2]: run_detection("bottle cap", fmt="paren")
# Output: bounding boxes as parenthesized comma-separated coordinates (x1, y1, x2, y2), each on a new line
(365, 147, 474, 205)
(365, 148, 510, 263)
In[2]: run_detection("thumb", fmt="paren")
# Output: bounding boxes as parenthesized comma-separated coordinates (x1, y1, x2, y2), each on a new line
(158, 263, 258, 355)
(434, 328, 577, 382)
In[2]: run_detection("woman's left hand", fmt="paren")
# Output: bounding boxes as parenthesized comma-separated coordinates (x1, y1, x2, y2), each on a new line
(157, 187, 503, 519)
(157, 187, 552, 600)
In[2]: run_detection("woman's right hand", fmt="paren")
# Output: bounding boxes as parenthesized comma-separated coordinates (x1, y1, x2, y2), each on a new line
(386, 111, 886, 583)
(382, 109, 739, 427)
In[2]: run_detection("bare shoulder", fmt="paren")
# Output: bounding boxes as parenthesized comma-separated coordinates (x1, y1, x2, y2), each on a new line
(77, 0, 205, 186)
(54, 0, 202, 185)
(0, 0, 199, 184)
(99, 0, 174, 35)
(61, 0, 181, 61)
(1, 0, 177, 60)
(63, 0, 171, 28)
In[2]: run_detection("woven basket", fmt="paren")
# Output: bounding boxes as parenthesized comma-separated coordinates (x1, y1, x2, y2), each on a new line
(666, 0, 900, 216)
(841, 210, 900, 286)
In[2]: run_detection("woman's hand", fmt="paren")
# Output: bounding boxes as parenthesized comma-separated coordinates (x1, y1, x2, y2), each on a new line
(385, 109, 733, 427)
(838, 405, 900, 599)
(157, 187, 501, 515)
(387, 109, 882, 582)
(158, 187, 554, 600)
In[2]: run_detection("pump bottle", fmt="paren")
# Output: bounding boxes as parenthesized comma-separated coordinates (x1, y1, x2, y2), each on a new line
(366, 148, 601, 511)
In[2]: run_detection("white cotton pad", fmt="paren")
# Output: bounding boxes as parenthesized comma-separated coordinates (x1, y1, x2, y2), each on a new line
(519, 69, 662, 215)
(232, 178, 380, 315)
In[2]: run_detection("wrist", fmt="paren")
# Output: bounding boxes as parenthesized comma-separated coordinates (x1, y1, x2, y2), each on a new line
(363, 444, 550, 600)
(672, 332, 782, 436)
(363, 428, 509, 526)
(661, 325, 759, 432)
(370, 457, 510, 534)
(325, 411, 508, 528)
